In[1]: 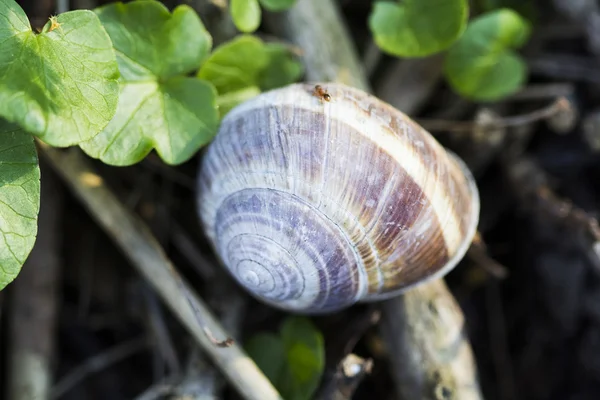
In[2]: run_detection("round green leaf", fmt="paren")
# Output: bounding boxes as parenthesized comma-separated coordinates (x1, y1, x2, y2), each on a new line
(0, 120, 40, 290)
(231, 0, 262, 33)
(79, 1, 218, 166)
(198, 35, 302, 116)
(368, 0, 468, 57)
(259, 0, 297, 12)
(94, 0, 212, 80)
(198, 35, 270, 95)
(444, 8, 531, 101)
(79, 78, 218, 166)
(279, 317, 325, 400)
(0, 0, 119, 146)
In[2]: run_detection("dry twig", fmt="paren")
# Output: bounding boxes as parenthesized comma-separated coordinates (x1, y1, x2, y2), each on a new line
(418, 97, 571, 133)
(374, 54, 445, 116)
(39, 144, 283, 400)
(467, 233, 509, 279)
(318, 354, 374, 400)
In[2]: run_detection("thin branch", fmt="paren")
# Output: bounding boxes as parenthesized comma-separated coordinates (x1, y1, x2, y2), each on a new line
(507, 83, 575, 102)
(263, 0, 369, 90)
(417, 97, 571, 133)
(317, 354, 374, 400)
(141, 286, 182, 376)
(468, 233, 509, 279)
(375, 54, 445, 116)
(39, 144, 283, 400)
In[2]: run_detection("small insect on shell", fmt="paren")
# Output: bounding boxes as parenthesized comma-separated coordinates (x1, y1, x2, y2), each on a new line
(197, 82, 480, 314)
(313, 85, 332, 102)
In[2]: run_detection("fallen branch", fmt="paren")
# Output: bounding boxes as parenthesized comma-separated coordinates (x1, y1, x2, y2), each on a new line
(263, 1, 369, 90)
(39, 144, 283, 400)
(317, 354, 374, 400)
(374, 54, 445, 116)
(380, 280, 483, 400)
(266, 0, 484, 398)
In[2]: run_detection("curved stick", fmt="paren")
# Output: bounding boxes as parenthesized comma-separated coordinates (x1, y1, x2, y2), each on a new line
(39, 143, 283, 400)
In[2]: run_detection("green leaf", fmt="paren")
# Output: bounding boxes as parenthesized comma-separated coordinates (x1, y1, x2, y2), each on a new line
(79, 0, 218, 166)
(231, 0, 261, 33)
(0, 120, 40, 290)
(246, 333, 286, 385)
(80, 78, 218, 166)
(368, 0, 468, 57)
(259, 43, 304, 91)
(259, 0, 297, 12)
(94, 0, 212, 80)
(245, 317, 325, 400)
(198, 35, 269, 94)
(198, 35, 302, 115)
(0, 0, 119, 146)
(280, 317, 325, 400)
(444, 8, 531, 101)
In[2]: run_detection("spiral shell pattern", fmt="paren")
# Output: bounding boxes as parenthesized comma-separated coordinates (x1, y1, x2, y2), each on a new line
(197, 83, 479, 313)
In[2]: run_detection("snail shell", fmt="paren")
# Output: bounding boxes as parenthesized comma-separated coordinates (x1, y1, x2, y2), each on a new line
(197, 83, 479, 313)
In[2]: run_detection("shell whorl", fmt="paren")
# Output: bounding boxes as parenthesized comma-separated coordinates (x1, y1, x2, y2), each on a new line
(197, 83, 479, 313)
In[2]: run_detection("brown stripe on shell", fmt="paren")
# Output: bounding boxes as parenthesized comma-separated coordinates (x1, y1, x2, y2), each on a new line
(444, 152, 478, 239)
(198, 84, 478, 304)
(380, 218, 449, 292)
(357, 171, 450, 293)
(306, 83, 470, 258)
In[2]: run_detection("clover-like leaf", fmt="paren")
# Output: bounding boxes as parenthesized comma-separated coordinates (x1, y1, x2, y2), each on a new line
(79, 0, 218, 166)
(0, 0, 119, 146)
(198, 35, 269, 94)
(259, 0, 297, 12)
(198, 35, 303, 115)
(245, 317, 325, 400)
(231, 0, 261, 33)
(444, 8, 531, 101)
(368, 0, 468, 57)
(0, 120, 40, 290)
